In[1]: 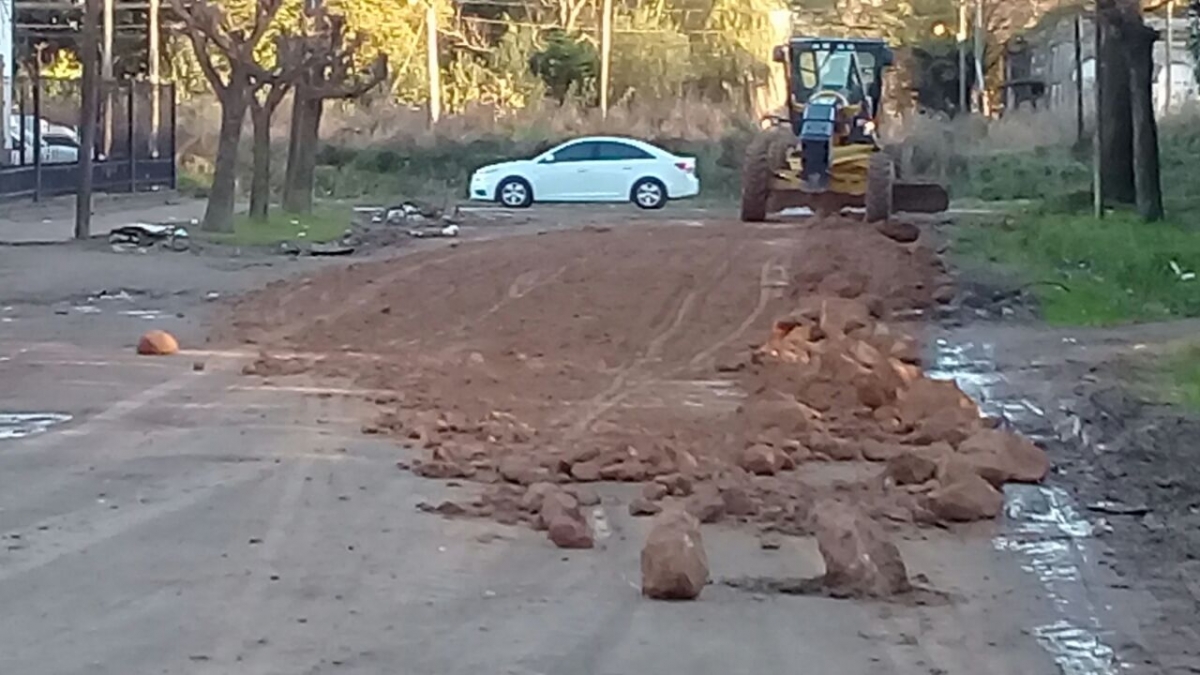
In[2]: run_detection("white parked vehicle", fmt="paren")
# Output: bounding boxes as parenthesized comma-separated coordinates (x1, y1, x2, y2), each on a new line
(7, 116, 81, 165)
(468, 136, 700, 210)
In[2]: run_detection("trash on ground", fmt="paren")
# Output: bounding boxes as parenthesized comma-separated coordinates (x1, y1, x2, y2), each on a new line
(108, 222, 190, 252)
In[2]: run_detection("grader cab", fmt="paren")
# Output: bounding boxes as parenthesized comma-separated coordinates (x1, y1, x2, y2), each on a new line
(740, 37, 949, 223)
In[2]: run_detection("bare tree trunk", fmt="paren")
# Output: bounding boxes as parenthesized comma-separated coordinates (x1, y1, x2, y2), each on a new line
(204, 76, 247, 233)
(1127, 20, 1165, 221)
(249, 102, 272, 222)
(282, 93, 322, 214)
(1100, 15, 1136, 205)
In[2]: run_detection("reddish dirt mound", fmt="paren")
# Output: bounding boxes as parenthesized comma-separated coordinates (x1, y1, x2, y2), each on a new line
(223, 218, 1046, 534)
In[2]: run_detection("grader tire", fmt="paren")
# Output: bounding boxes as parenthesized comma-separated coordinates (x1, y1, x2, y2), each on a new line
(865, 152, 895, 224)
(741, 128, 793, 223)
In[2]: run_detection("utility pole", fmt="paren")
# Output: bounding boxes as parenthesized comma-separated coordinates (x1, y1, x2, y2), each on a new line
(1093, 6, 1104, 219)
(149, 0, 160, 157)
(1166, 0, 1175, 115)
(958, 0, 968, 115)
(425, 1, 440, 126)
(77, 0, 100, 240)
(101, 0, 113, 157)
(1075, 14, 1085, 144)
(974, 0, 987, 115)
(599, 0, 613, 117)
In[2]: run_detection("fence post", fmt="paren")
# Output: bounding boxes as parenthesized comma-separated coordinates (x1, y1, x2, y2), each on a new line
(127, 82, 136, 193)
(33, 70, 42, 202)
(168, 83, 177, 190)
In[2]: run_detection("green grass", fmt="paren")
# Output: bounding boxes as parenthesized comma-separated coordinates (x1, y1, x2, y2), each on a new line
(1157, 343, 1200, 410)
(957, 211, 1200, 326)
(200, 206, 352, 247)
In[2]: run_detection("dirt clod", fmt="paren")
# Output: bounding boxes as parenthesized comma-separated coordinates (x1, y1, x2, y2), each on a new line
(629, 498, 663, 517)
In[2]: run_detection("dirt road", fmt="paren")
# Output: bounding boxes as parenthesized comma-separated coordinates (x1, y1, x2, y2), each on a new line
(0, 206, 1163, 674)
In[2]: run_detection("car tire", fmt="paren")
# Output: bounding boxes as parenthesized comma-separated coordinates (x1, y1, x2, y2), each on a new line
(496, 177, 533, 208)
(631, 178, 667, 210)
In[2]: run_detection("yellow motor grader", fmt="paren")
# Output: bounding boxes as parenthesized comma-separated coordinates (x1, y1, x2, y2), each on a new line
(740, 37, 949, 223)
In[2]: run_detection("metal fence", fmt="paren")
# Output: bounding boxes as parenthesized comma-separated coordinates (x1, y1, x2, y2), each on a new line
(1, 77, 177, 202)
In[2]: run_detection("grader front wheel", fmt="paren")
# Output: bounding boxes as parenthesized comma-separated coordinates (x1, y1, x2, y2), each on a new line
(864, 152, 895, 223)
(740, 129, 793, 223)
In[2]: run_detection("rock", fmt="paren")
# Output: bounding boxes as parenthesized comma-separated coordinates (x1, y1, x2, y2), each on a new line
(192, 361, 206, 372)
(499, 456, 551, 486)
(519, 482, 561, 513)
(720, 485, 759, 517)
(642, 482, 669, 501)
(925, 474, 1004, 522)
(885, 453, 938, 486)
(807, 432, 861, 461)
(537, 491, 582, 530)
(813, 502, 911, 597)
(629, 498, 663, 517)
(641, 510, 709, 600)
(686, 485, 726, 524)
(411, 460, 474, 479)
(759, 531, 783, 550)
(862, 439, 906, 462)
(655, 473, 693, 497)
(416, 500, 468, 516)
(599, 460, 649, 482)
(570, 461, 602, 482)
(932, 285, 956, 305)
(877, 220, 920, 244)
(958, 429, 1050, 484)
(567, 485, 601, 507)
(137, 330, 179, 356)
(740, 444, 784, 476)
(547, 515, 594, 549)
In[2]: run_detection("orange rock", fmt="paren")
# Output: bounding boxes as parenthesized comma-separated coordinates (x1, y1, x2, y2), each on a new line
(925, 474, 1004, 522)
(137, 330, 179, 356)
(958, 429, 1050, 484)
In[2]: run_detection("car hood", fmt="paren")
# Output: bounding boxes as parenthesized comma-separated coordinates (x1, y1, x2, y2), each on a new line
(475, 160, 534, 176)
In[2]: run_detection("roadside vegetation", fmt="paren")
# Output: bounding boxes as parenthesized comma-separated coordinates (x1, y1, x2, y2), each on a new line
(951, 112, 1200, 327)
(196, 205, 351, 246)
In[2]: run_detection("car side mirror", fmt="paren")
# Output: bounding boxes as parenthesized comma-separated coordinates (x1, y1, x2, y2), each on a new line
(772, 45, 788, 64)
(538, 154, 554, 164)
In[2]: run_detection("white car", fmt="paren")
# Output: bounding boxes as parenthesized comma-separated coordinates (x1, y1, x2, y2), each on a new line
(468, 136, 700, 210)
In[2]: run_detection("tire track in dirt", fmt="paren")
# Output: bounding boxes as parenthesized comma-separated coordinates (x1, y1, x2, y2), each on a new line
(255, 247, 487, 346)
(564, 244, 748, 437)
(568, 250, 787, 435)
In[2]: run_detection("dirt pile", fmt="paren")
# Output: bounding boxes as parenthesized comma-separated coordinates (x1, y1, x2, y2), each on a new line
(381, 292, 1047, 535)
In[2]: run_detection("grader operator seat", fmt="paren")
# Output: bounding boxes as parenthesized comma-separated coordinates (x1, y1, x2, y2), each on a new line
(740, 37, 949, 223)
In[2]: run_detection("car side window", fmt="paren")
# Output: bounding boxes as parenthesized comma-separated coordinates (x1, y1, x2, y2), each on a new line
(551, 142, 598, 162)
(596, 142, 654, 161)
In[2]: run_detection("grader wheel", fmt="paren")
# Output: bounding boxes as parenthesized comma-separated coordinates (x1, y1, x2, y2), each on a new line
(864, 152, 895, 223)
(741, 128, 794, 222)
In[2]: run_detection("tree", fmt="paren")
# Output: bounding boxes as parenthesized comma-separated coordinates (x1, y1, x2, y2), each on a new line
(529, 30, 598, 103)
(170, 0, 286, 232)
(248, 34, 308, 222)
(1099, 0, 1137, 205)
(281, 11, 388, 215)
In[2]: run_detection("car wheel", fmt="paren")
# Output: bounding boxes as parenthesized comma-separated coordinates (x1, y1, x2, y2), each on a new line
(496, 177, 533, 208)
(632, 178, 667, 210)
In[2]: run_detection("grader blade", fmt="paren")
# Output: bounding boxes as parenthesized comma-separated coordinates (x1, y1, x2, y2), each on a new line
(892, 182, 949, 214)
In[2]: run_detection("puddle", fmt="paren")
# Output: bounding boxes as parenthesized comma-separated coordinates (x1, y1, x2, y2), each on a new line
(0, 412, 73, 440)
(931, 337, 1120, 675)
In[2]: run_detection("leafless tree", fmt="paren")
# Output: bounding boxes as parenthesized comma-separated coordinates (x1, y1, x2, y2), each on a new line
(169, 0, 284, 232)
(281, 11, 387, 215)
